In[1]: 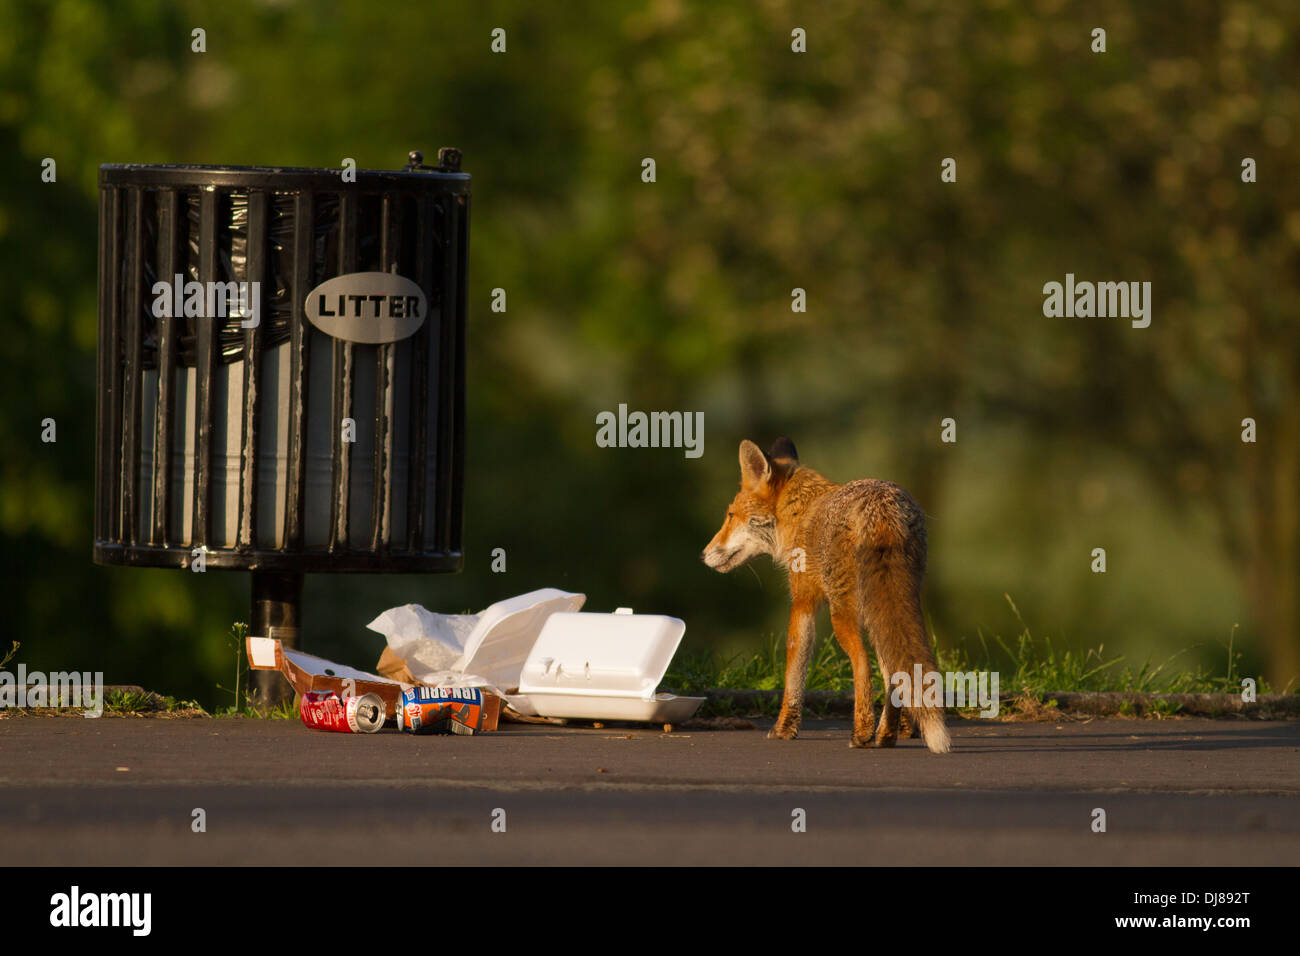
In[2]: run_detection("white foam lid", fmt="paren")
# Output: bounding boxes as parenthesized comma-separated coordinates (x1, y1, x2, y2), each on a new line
(518, 611, 688, 700)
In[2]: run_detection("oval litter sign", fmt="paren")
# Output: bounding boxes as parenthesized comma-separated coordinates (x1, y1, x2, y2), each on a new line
(304, 272, 427, 344)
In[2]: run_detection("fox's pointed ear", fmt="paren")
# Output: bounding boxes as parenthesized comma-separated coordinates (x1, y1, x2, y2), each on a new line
(738, 439, 771, 486)
(767, 437, 798, 463)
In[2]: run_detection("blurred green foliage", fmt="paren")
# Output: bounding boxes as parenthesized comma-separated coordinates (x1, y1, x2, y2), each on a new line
(2, 0, 1297, 707)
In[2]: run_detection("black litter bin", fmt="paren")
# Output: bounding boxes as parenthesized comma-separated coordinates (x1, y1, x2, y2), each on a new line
(93, 149, 469, 699)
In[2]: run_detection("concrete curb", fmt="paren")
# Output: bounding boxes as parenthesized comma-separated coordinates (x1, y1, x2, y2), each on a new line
(699, 689, 1300, 720)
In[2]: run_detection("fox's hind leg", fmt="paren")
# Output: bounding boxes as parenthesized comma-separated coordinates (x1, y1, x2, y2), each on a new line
(829, 604, 875, 748)
(872, 654, 901, 747)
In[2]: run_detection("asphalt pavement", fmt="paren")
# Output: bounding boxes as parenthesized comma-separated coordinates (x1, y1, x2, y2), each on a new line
(1, 716, 1296, 865)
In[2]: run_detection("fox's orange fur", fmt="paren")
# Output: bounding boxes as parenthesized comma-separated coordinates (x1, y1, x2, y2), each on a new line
(702, 438, 950, 753)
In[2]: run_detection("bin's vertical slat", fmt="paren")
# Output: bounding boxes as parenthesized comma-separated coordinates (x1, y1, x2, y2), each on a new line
(284, 191, 313, 550)
(406, 193, 431, 553)
(329, 191, 356, 551)
(237, 190, 266, 549)
(370, 194, 397, 551)
(434, 192, 460, 555)
(151, 190, 178, 546)
(93, 185, 106, 542)
(119, 187, 144, 546)
(96, 186, 123, 543)
(192, 188, 218, 550)
(450, 193, 469, 555)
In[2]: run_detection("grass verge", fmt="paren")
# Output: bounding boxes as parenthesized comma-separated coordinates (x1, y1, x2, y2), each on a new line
(664, 595, 1280, 719)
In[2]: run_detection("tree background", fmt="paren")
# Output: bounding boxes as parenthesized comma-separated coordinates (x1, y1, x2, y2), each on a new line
(1, 0, 1296, 706)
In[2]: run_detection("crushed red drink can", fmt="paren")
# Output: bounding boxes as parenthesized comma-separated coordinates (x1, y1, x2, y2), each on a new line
(298, 689, 386, 734)
(397, 686, 492, 735)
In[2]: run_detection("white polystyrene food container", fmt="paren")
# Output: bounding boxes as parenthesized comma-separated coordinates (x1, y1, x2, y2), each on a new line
(513, 609, 705, 722)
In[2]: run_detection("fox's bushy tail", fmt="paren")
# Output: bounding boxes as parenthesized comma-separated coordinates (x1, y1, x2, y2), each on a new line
(912, 698, 951, 754)
(861, 524, 951, 755)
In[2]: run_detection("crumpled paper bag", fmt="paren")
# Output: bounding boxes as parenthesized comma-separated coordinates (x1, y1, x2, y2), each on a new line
(375, 646, 417, 685)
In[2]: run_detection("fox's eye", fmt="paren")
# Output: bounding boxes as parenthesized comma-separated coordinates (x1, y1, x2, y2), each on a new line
(726, 510, 734, 519)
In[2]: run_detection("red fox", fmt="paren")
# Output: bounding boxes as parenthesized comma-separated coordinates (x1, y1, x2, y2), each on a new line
(701, 438, 951, 753)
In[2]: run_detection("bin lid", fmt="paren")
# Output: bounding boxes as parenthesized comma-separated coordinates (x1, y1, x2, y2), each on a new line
(518, 610, 687, 700)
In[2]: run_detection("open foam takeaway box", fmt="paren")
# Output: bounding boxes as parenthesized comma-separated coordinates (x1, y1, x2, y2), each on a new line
(368, 588, 704, 722)
(511, 609, 705, 723)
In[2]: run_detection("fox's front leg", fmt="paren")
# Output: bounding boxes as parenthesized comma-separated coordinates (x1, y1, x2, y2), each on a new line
(769, 602, 817, 740)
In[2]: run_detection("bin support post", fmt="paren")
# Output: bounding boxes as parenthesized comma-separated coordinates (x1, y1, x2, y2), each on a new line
(249, 570, 303, 708)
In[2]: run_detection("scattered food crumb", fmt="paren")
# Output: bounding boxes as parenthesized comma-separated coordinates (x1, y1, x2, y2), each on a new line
(663, 723, 672, 733)
(592, 722, 604, 729)
(597, 767, 608, 773)
(114, 767, 129, 772)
